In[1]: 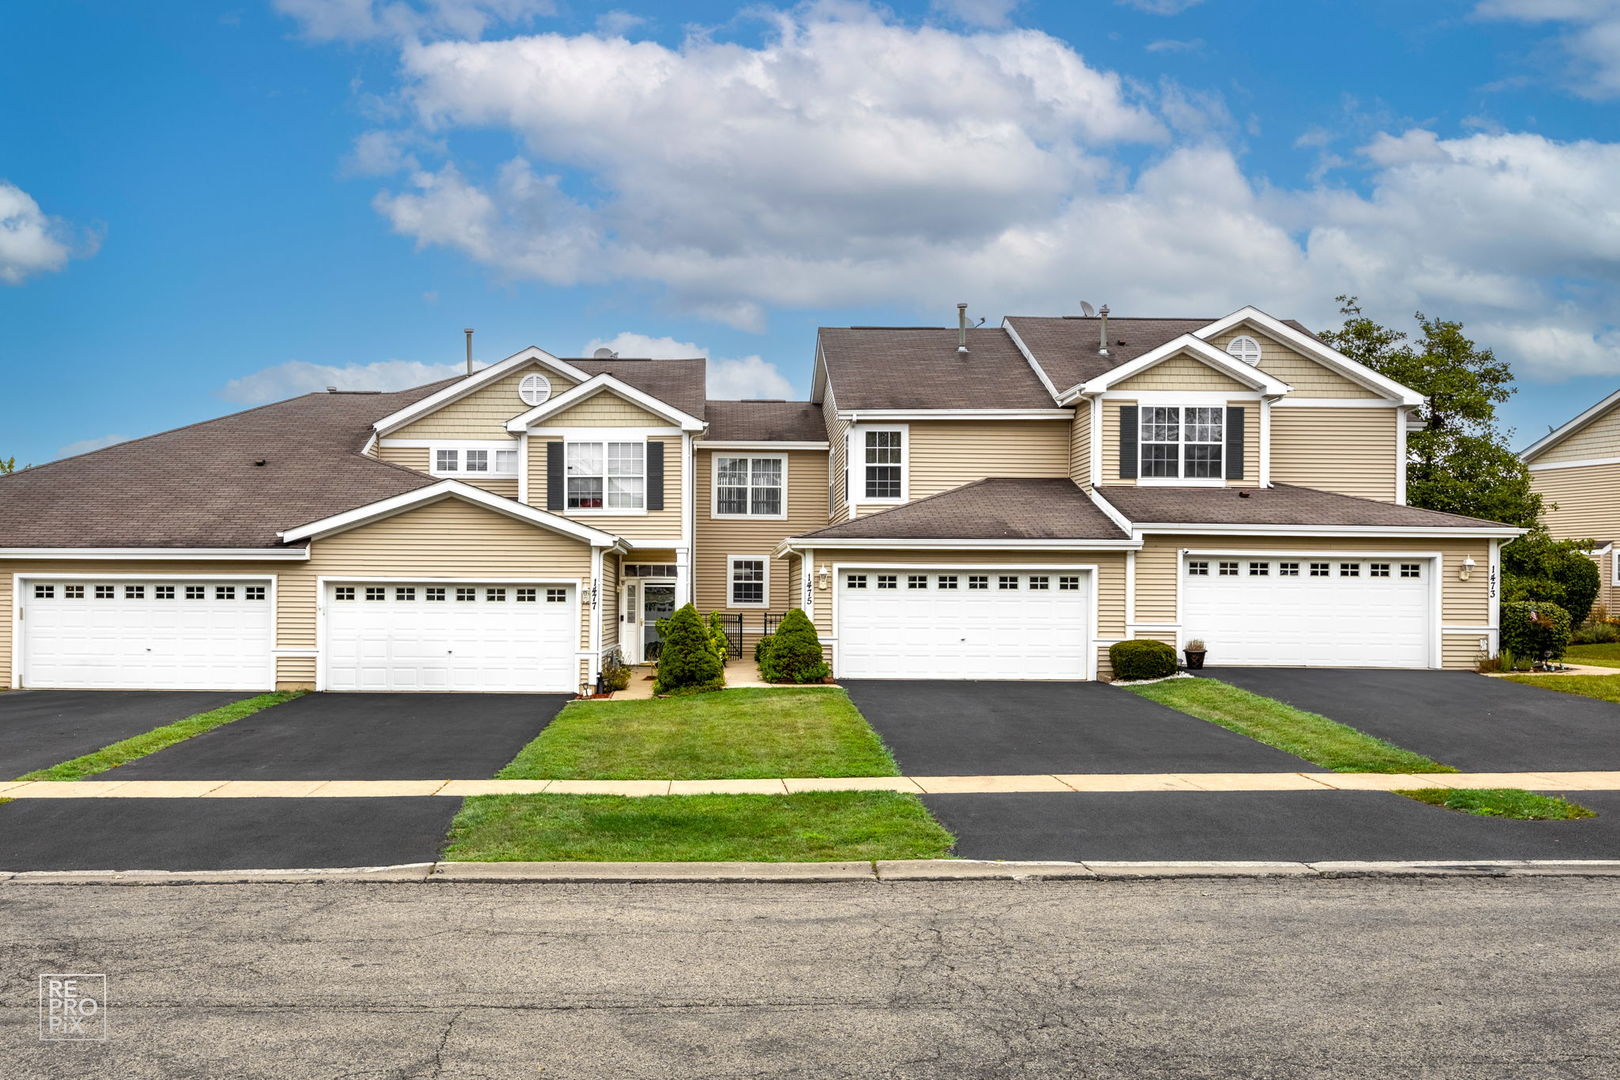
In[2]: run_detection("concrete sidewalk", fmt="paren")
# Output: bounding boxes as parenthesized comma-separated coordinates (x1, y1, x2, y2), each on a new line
(5, 770, 1620, 798)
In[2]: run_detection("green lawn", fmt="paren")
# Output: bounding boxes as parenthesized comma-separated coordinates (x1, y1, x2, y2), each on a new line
(442, 791, 955, 862)
(1126, 678, 1456, 774)
(15, 692, 304, 781)
(1396, 788, 1596, 820)
(496, 688, 900, 780)
(1504, 673, 1620, 704)
(1567, 643, 1620, 669)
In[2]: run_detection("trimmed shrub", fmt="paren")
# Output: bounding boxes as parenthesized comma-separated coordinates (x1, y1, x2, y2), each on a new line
(653, 603, 725, 694)
(1499, 600, 1572, 663)
(705, 611, 734, 663)
(1109, 639, 1178, 681)
(600, 649, 632, 692)
(759, 609, 831, 684)
(754, 633, 775, 664)
(1503, 533, 1602, 628)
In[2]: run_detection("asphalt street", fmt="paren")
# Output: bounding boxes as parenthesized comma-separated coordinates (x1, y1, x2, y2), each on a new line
(2, 877, 1616, 1078)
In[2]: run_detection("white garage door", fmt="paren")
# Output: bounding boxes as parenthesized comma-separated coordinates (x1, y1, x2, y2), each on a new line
(1182, 556, 1433, 668)
(20, 578, 274, 690)
(324, 582, 577, 692)
(837, 569, 1091, 680)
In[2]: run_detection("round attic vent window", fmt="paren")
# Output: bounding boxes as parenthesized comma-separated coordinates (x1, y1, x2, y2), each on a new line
(518, 372, 552, 406)
(1226, 335, 1262, 366)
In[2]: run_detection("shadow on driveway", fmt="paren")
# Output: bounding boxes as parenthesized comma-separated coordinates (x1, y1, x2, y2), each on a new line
(108, 693, 573, 781)
(0, 690, 252, 779)
(843, 680, 1313, 775)
(1204, 668, 1620, 772)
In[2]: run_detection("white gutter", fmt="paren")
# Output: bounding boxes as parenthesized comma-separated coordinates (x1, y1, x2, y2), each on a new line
(0, 547, 312, 561)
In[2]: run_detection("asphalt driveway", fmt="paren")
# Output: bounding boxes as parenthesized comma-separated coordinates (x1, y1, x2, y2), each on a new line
(843, 680, 1313, 775)
(0, 797, 460, 871)
(0, 690, 251, 778)
(927, 789, 1620, 862)
(107, 692, 572, 780)
(1205, 668, 1620, 772)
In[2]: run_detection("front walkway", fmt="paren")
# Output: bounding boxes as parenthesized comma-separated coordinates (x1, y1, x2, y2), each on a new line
(609, 658, 800, 700)
(7, 770, 1620, 798)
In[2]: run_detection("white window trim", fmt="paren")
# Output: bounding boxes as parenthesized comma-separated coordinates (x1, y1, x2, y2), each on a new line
(423, 441, 521, 479)
(1225, 335, 1262, 365)
(711, 453, 788, 520)
(1138, 404, 1225, 485)
(852, 423, 908, 506)
(564, 438, 648, 516)
(727, 555, 771, 609)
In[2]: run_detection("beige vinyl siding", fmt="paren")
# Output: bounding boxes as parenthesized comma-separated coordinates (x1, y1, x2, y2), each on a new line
(805, 548, 1128, 680)
(1114, 353, 1252, 392)
(1270, 406, 1400, 501)
(456, 478, 520, 499)
(1070, 402, 1092, 486)
(525, 434, 686, 540)
(1211, 328, 1378, 399)
(391, 364, 575, 440)
(1133, 533, 1495, 670)
(824, 385, 850, 522)
(1100, 400, 1132, 485)
(1535, 403, 1620, 463)
(694, 448, 828, 641)
(376, 445, 429, 472)
(906, 421, 1070, 500)
(1530, 461, 1620, 614)
(543, 392, 668, 427)
(601, 553, 620, 652)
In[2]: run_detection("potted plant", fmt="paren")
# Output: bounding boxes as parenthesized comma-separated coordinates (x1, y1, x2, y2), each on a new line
(1183, 638, 1207, 670)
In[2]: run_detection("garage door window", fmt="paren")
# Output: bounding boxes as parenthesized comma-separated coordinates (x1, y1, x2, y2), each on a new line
(125, 585, 145, 598)
(1060, 576, 1082, 590)
(1278, 563, 1300, 577)
(1370, 563, 1390, 578)
(1248, 562, 1268, 576)
(938, 575, 958, 589)
(969, 575, 988, 589)
(365, 587, 386, 601)
(34, 584, 53, 598)
(246, 586, 266, 600)
(516, 588, 537, 602)
(1401, 563, 1422, 578)
(1310, 563, 1330, 577)
(1340, 563, 1360, 577)
(456, 588, 476, 602)
(186, 586, 206, 600)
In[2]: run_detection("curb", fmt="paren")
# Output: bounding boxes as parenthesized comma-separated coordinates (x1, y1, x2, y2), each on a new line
(4, 859, 1620, 885)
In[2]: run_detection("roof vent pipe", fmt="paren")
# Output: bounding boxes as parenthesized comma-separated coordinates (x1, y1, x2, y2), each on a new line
(464, 328, 475, 375)
(1098, 305, 1110, 357)
(957, 303, 969, 355)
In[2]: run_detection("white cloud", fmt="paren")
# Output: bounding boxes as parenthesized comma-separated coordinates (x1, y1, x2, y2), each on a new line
(594, 10, 644, 37)
(273, 0, 555, 42)
(930, 0, 1021, 27)
(56, 434, 131, 459)
(582, 332, 797, 398)
(1475, 0, 1620, 99)
(0, 181, 95, 285)
(1145, 38, 1203, 52)
(218, 358, 464, 404)
(1118, 0, 1203, 14)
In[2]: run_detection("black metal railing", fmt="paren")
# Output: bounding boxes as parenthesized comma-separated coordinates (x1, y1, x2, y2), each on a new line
(762, 612, 788, 637)
(713, 612, 744, 658)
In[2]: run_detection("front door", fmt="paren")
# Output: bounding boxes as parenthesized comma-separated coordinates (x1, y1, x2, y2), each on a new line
(619, 580, 677, 663)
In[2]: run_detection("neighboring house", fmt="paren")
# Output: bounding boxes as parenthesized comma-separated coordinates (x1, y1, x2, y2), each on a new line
(0, 306, 1522, 694)
(1521, 388, 1620, 616)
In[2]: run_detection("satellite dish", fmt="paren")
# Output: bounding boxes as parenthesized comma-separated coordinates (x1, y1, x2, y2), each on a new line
(1079, 301, 1097, 317)
(593, 347, 618, 359)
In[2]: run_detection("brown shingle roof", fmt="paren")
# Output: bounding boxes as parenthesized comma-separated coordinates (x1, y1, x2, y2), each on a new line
(795, 478, 1129, 541)
(1004, 316, 1320, 395)
(1095, 484, 1516, 530)
(565, 357, 707, 419)
(817, 327, 1057, 410)
(703, 401, 825, 442)
(0, 383, 459, 549)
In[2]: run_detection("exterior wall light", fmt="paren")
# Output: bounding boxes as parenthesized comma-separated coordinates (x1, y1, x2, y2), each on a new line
(817, 565, 831, 590)
(1460, 556, 1476, 581)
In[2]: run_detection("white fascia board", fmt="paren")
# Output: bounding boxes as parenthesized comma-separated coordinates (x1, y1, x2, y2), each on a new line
(1270, 398, 1405, 408)
(695, 440, 830, 450)
(372, 347, 586, 436)
(776, 537, 1144, 554)
(1132, 522, 1525, 539)
(1520, 388, 1620, 461)
(0, 547, 311, 561)
(506, 373, 704, 433)
(833, 409, 1073, 421)
(1194, 307, 1425, 406)
(1075, 334, 1294, 397)
(1527, 455, 1620, 471)
(1001, 318, 1064, 404)
(1086, 488, 1135, 534)
(277, 479, 621, 547)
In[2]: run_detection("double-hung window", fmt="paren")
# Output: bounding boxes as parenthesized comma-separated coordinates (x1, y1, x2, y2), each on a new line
(861, 428, 905, 501)
(714, 455, 785, 517)
(728, 556, 768, 607)
(433, 446, 519, 477)
(566, 441, 645, 511)
(1140, 406, 1223, 480)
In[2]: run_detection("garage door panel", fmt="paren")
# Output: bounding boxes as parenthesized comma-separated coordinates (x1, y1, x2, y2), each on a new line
(838, 571, 1091, 680)
(1182, 558, 1431, 668)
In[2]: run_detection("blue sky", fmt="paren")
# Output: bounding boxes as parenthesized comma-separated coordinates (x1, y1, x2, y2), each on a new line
(4, 0, 1620, 465)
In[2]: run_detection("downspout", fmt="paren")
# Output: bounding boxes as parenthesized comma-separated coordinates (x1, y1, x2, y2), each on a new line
(589, 544, 604, 687)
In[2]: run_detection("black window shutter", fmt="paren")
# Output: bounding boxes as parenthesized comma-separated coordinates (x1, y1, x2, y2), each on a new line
(1225, 406, 1246, 480)
(546, 441, 565, 511)
(647, 441, 665, 511)
(1118, 405, 1138, 480)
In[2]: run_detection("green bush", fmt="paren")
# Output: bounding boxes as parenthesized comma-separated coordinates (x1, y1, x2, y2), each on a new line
(759, 609, 830, 684)
(1109, 639, 1179, 681)
(705, 611, 734, 663)
(754, 633, 775, 663)
(1503, 532, 1602, 627)
(600, 649, 632, 692)
(1499, 600, 1572, 663)
(1571, 615, 1620, 645)
(653, 604, 725, 694)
